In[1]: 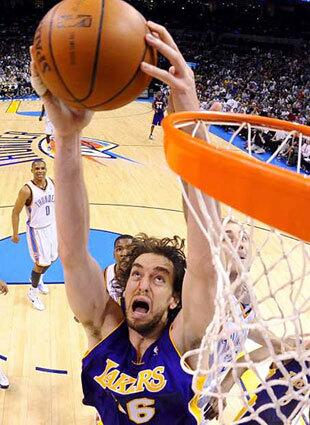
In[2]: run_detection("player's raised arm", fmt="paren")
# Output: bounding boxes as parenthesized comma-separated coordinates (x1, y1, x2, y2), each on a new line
(142, 22, 218, 358)
(30, 50, 122, 341)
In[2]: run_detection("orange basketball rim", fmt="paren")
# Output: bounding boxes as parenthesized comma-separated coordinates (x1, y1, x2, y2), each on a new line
(162, 112, 310, 242)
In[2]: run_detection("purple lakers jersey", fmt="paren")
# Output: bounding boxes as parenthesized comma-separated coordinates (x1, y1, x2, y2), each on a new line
(82, 321, 199, 424)
(236, 358, 310, 424)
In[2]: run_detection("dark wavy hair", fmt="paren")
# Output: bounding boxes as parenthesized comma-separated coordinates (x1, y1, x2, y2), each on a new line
(115, 233, 186, 321)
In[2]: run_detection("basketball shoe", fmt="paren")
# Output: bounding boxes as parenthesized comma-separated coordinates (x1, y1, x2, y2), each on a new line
(28, 287, 45, 311)
(0, 368, 9, 389)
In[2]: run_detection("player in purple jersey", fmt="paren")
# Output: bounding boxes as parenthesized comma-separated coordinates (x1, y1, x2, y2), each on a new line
(30, 22, 307, 425)
(236, 358, 310, 424)
(204, 340, 310, 424)
(148, 91, 166, 140)
(30, 23, 219, 424)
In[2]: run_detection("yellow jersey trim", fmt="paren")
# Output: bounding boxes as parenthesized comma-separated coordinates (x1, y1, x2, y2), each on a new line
(168, 324, 193, 371)
(168, 325, 202, 424)
(234, 394, 257, 422)
(188, 375, 206, 424)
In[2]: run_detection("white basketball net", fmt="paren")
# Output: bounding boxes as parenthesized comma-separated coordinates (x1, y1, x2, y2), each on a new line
(177, 118, 310, 424)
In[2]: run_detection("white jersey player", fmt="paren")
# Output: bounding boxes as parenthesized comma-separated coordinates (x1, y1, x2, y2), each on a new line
(74, 234, 133, 324)
(11, 159, 58, 311)
(103, 234, 133, 302)
(199, 297, 255, 420)
(199, 220, 254, 420)
(25, 176, 57, 264)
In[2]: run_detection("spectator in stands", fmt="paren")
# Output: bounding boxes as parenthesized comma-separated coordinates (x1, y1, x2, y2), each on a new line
(301, 138, 310, 172)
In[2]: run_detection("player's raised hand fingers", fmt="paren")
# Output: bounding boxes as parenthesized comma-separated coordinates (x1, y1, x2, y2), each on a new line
(141, 62, 180, 90)
(145, 33, 187, 76)
(147, 21, 180, 53)
(209, 101, 223, 112)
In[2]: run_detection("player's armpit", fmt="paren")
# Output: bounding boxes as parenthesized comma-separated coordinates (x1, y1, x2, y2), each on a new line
(82, 298, 124, 350)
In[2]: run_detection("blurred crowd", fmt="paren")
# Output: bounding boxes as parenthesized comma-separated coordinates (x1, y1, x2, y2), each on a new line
(168, 31, 309, 172)
(0, 16, 35, 99)
(240, 128, 310, 173)
(0, 18, 309, 172)
(195, 45, 309, 126)
(0, 38, 33, 99)
(168, 31, 310, 127)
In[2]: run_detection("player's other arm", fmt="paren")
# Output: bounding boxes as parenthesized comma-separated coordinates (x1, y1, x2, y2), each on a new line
(29, 49, 122, 334)
(141, 22, 218, 358)
(11, 185, 31, 243)
(177, 189, 218, 352)
(54, 133, 115, 328)
(173, 111, 220, 349)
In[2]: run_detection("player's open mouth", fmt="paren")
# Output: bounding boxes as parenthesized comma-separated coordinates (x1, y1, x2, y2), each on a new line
(132, 297, 150, 318)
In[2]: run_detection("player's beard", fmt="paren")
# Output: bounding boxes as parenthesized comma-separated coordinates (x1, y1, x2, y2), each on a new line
(125, 309, 167, 337)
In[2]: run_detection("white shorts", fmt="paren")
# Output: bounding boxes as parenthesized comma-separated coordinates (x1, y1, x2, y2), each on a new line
(26, 223, 58, 266)
(45, 118, 54, 137)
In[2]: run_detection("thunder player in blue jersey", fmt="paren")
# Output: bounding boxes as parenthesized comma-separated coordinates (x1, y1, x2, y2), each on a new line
(30, 23, 220, 425)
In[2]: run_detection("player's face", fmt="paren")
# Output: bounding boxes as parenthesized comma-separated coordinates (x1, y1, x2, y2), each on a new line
(223, 222, 250, 276)
(114, 238, 132, 264)
(31, 162, 47, 182)
(123, 253, 178, 336)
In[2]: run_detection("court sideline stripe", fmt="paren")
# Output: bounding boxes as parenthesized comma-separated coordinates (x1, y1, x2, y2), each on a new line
(35, 366, 68, 375)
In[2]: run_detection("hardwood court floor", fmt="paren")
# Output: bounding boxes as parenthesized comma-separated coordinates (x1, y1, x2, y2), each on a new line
(0, 100, 308, 424)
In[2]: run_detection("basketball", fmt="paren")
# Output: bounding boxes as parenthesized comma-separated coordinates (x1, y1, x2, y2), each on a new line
(32, 0, 157, 110)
